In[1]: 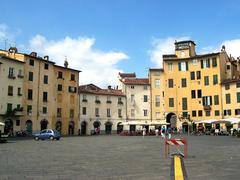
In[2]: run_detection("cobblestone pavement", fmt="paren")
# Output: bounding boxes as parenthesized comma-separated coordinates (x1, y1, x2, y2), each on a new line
(0, 135, 239, 180)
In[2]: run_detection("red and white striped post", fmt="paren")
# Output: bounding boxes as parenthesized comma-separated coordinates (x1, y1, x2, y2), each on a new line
(164, 138, 188, 158)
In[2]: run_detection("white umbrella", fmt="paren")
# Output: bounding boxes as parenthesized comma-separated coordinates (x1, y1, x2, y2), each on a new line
(221, 117, 240, 124)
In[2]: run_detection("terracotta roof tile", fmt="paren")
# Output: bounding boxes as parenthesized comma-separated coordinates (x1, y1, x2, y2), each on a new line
(123, 78, 149, 85)
(119, 72, 136, 78)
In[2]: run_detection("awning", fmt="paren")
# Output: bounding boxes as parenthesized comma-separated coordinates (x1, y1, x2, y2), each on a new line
(195, 119, 218, 124)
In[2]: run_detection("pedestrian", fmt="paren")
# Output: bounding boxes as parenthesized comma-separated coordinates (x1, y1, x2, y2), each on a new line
(167, 127, 172, 139)
(142, 127, 146, 138)
(155, 129, 159, 137)
(161, 126, 166, 139)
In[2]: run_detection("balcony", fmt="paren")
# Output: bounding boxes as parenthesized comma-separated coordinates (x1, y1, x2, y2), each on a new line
(106, 100, 112, 104)
(82, 99, 88, 102)
(18, 74, 24, 78)
(118, 101, 124, 105)
(203, 105, 211, 111)
(8, 75, 16, 79)
(95, 100, 101, 104)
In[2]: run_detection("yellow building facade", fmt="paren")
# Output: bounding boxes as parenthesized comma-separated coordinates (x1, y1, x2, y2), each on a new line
(0, 48, 80, 135)
(150, 40, 240, 132)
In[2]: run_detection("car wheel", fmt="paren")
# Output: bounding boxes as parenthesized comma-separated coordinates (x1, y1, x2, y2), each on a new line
(50, 136, 54, 140)
(35, 137, 39, 141)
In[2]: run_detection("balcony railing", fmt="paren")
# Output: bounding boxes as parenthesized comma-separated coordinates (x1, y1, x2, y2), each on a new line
(106, 100, 112, 104)
(118, 101, 123, 105)
(203, 105, 211, 111)
(95, 100, 101, 104)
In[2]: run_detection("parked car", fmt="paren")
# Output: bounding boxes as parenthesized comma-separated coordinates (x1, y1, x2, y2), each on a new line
(34, 129, 61, 140)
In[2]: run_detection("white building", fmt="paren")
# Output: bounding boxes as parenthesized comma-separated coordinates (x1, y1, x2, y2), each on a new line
(119, 73, 151, 131)
(0, 55, 24, 135)
(79, 84, 126, 135)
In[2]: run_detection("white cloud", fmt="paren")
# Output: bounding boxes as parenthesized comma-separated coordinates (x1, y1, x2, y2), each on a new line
(149, 36, 190, 68)
(29, 35, 129, 87)
(221, 39, 240, 58)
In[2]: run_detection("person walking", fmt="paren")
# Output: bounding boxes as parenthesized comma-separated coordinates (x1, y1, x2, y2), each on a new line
(167, 127, 172, 139)
(155, 128, 159, 137)
(161, 126, 166, 139)
(142, 127, 146, 138)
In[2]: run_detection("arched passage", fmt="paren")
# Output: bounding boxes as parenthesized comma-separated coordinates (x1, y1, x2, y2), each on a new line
(105, 121, 112, 134)
(68, 121, 75, 135)
(40, 119, 48, 130)
(81, 121, 87, 135)
(166, 113, 177, 128)
(117, 122, 123, 134)
(26, 120, 32, 134)
(4, 119, 13, 135)
(56, 121, 62, 134)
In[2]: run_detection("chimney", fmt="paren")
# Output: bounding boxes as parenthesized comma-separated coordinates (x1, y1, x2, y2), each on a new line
(9, 47, 18, 53)
(108, 85, 111, 90)
(44, 55, 49, 61)
(30, 52, 37, 57)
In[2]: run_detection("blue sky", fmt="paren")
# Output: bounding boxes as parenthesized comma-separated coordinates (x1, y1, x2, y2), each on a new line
(1, 0, 240, 86)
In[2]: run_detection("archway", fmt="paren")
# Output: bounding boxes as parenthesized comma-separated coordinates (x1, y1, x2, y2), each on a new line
(105, 121, 112, 135)
(4, 119, 13, 135)
(55, 121, 62, 134)
(26, 120, 32, 134)
(93, 121, 101, 134)
(81, 121, 87, 135)
(68, 121, 75, 135)
(182, 122, 189, 133)
(166, 112, 177, 128)
(40, 119, 48, 130)
(117, 122, 123, 134)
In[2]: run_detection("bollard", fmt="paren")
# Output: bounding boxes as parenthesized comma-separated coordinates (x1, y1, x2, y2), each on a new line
(170, 154, 188, 180)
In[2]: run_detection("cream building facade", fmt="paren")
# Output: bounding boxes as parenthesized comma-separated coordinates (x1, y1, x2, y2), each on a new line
(79, 84, 126, 135)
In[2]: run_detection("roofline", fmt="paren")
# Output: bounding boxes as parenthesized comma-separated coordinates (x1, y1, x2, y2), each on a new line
(23, 53, 56, 64)
(149, 68, 164, 71)
(175, 40, 196, 46)
(163, 52, 220, 61)
(54, 64, 81, 72)
(79, 91, 126, 97)
(0, 55, 25, 64)
(221, 79, 240, 85)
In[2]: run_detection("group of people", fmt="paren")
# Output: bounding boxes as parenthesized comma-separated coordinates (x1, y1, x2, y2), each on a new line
(142, 126, 172, 139)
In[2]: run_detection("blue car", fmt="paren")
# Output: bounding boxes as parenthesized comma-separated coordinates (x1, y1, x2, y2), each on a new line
(34, 129, 61, 140)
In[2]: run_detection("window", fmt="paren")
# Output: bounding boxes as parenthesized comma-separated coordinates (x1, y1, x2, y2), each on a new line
(106, 108, 111, 117)
(143, 95, 148, 102)
(156, 112, 160, 118)
(202, 96, 212, 106)
(182, 112, 188, 118)
(131, 94, 135, 102)
(131, 86, 134, 89)
(29, 59, 34, 66)
(70, 109, 74, 118)
(225, 94, 231, 104)
(18, 87, 22, 96)
(225, 84, 230, 90)
(82, 107, 86, 115)
(212, 57, 217, 67)
(192, 111, 196, 117)
(28, 89, 33, 100)
(191, 90, 196, 99)
(204, 76, 209, 86)
(16, 120, 20, 126)
(237, 82, 240, 88)
(95, 108, 99, 117)
(235, 109, 240, 115)
(155, 79, 160, 88)
(71, 74, 75, 81)
(196, 71, 201, 80)
(169, 98, 174, 107)
(181, 78, 187, 88)
(224, 109, 231, 116)
(198, 110, 202, 117)
(58, 71, 63, 79)
(214, 95, 219, 105)
(118, 109, 122, 117)
(192, 59, 198, 65)
(237, 92, 240, 103)
(182, 98, 188, 110)
(205, 111, 211, 117)
(118, 97, 123, 105)
(57, 108, 61, 117)
(18, 69, 23, 77)
(27, 105, 32, 114)
(143, 109, 148, 116)
(29, 72, 33, 81)
(8, 67, 14, 78)
(155, 95, 160, 107)
(44, 63, 49, 69)
(44, 75, 48, 84)
(168, 63, 173, 71)
(43, 107, 47, 114)
(83, 94, 87, 101)
(201, 59, 210, 68)
(197, 90, 202, 98)
(215, 110, 220, 116)
(190, 72, 195, 80)
(155, 71, 160, 76)
(131, 109, 135, 117)
(43, 92, 48, 102)
(213, 75, 218, 85)
(7, 103, 12, 112)
(58, 84, 62, 91)
(227, 65, 231, 70)
(8, 86, 13, 96)
(69, 86, 77, 93)
(178, 61, 188, 71)
(143, 85, 148, 90)
(168, 79, 174, 88)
